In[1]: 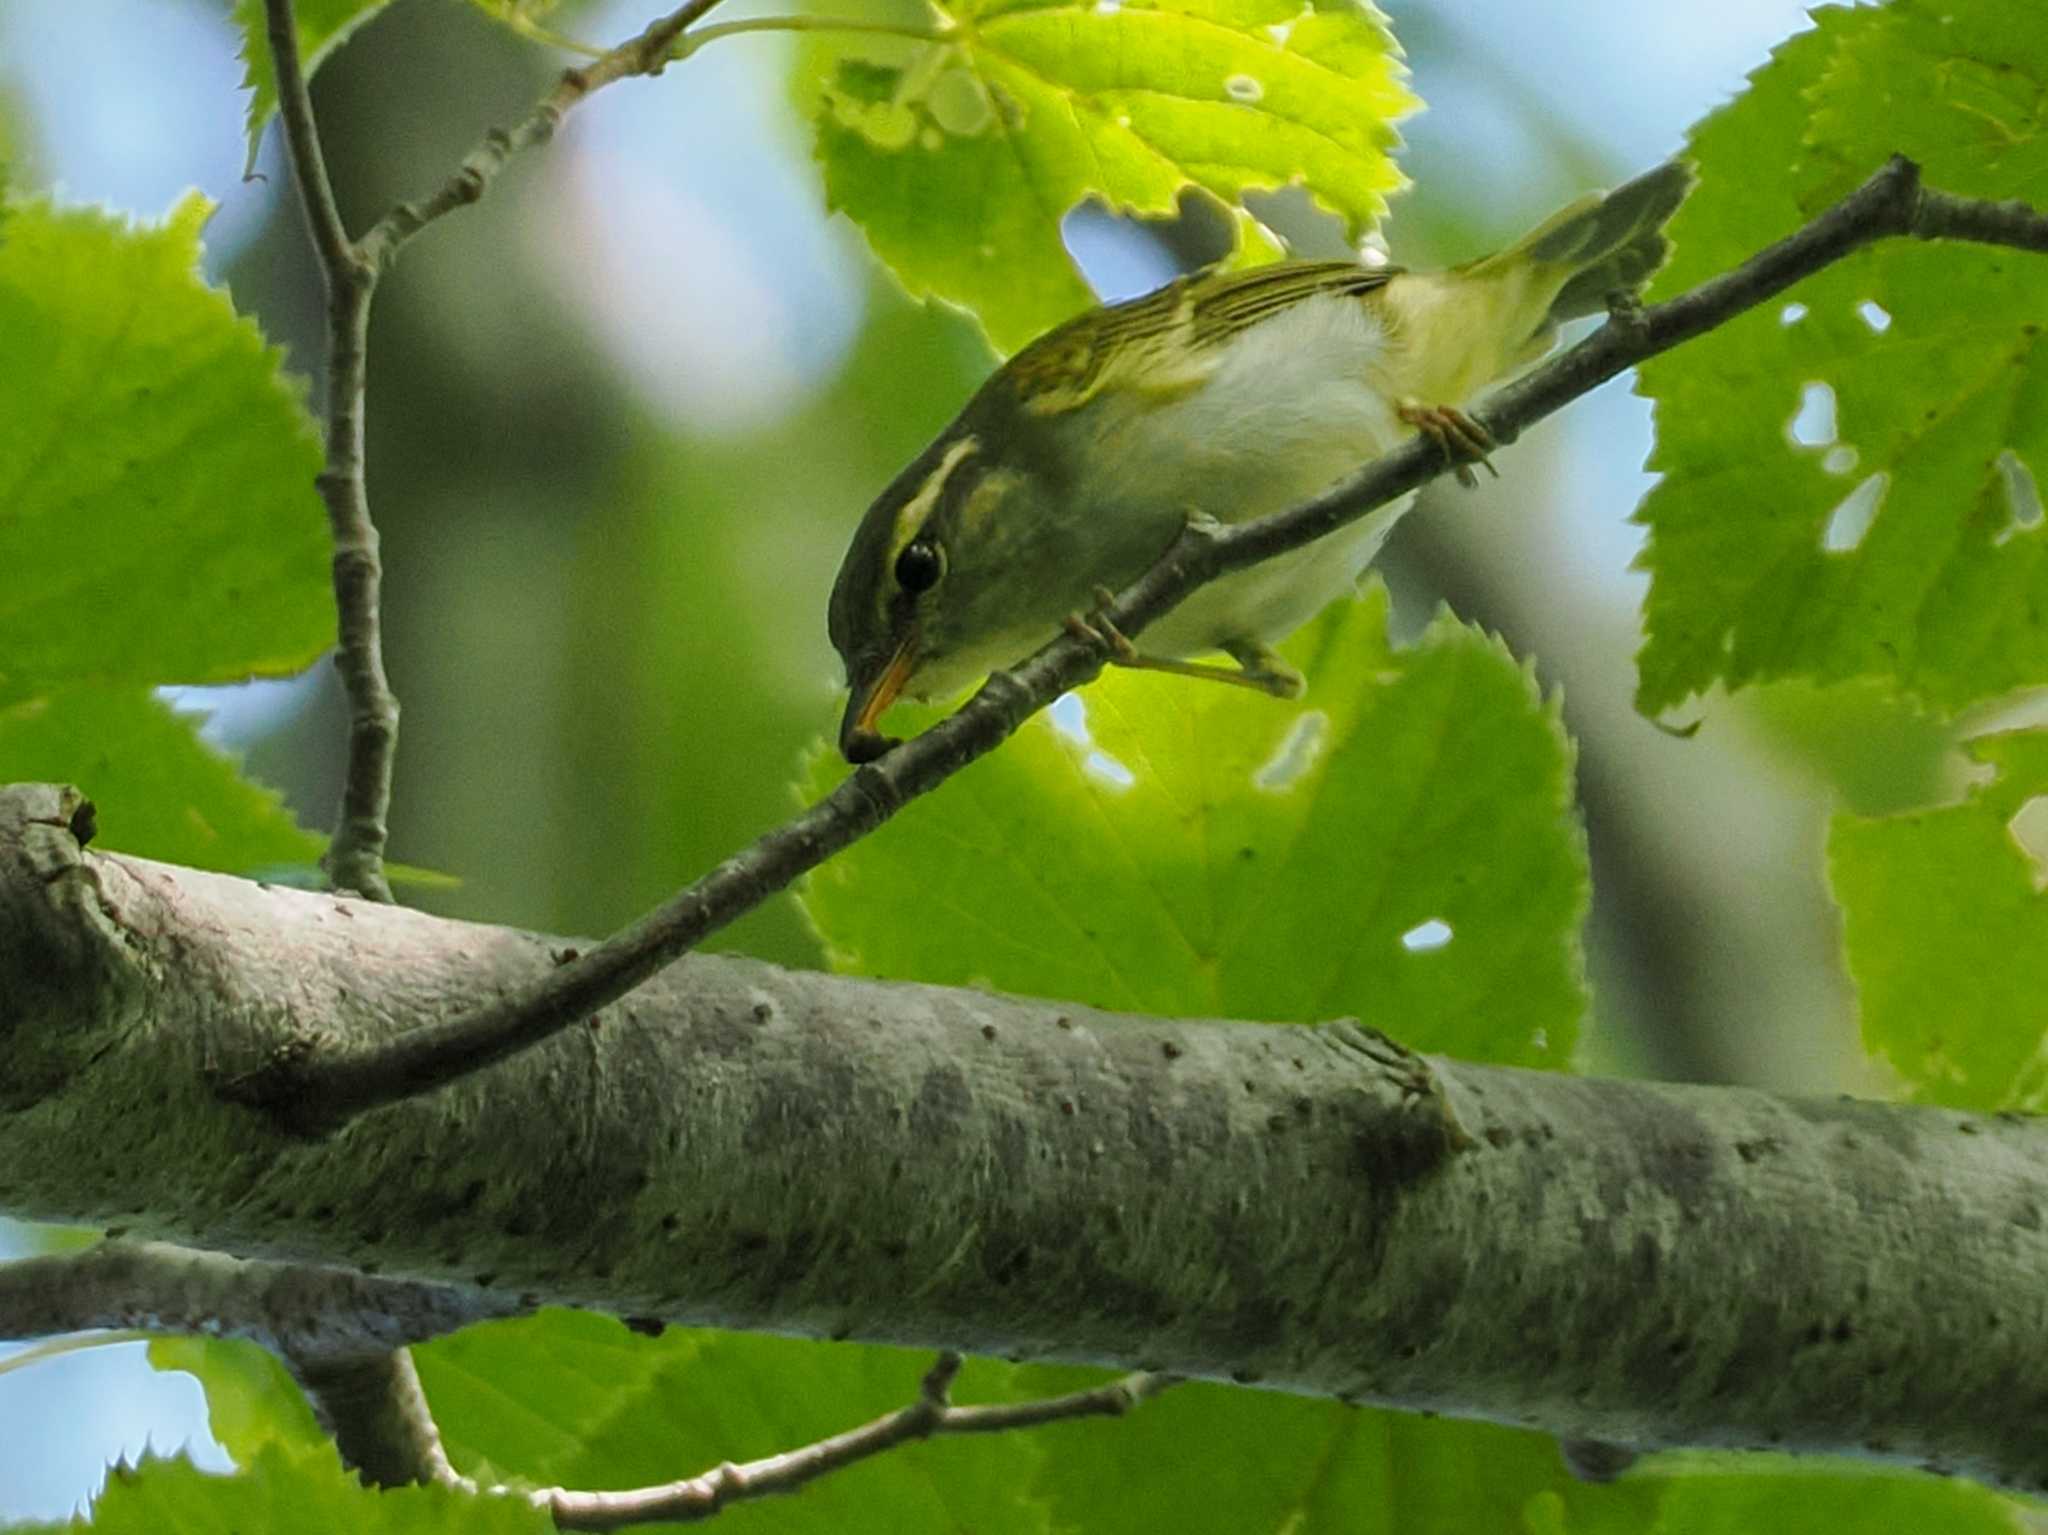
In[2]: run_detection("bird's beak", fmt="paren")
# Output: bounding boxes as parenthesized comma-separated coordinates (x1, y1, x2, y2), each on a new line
(840, 634, 918, 764)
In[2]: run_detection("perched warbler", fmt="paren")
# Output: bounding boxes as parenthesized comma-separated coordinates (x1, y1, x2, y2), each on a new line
(830, 161, 1695, 763)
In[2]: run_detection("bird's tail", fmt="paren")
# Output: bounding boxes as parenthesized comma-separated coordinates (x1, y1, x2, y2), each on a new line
(1465, 160, 1697, 329)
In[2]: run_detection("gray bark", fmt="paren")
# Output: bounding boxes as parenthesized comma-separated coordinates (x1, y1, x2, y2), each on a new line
(4, 783, 2047, 1492)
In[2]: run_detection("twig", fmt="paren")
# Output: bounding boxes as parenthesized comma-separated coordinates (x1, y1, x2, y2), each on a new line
(665, 15, 954, 63)
(264, 0, 740, 900)
(263, 0, 397, 902)
(264, 0, 355, 276)
(502, 1357, 1176, 1530)
(226, 154, 2048, 1134)
(296, 1349, 466, 1488)
(363, 0, 731, 264)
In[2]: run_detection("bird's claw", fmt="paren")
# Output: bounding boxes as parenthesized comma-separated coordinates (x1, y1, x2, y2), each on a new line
(1065, 588, 1140, 663)
(1399, 401, 1498, 488)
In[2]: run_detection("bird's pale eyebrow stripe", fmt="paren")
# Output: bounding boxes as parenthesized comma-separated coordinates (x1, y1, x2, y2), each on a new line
(890, 436, 979, 555)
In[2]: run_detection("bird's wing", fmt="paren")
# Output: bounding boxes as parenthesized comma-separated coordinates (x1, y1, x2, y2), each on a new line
(1008, 261, 1397, 418)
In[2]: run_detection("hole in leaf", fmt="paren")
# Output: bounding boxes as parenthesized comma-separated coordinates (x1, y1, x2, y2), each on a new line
(1822, 473, 1888, 553)
(1061, 194, 1227, 302)
(1788, 381, 1836, 447)
(1094, 0, 1122, 10)
(1995, 451, 2043, 546)
(1224, 74, 1264, 103)
(1254, 710, 1327, 792)
(1049, 692, 1090, 744)
(1052, 691, 1135, 787)
(1823, 445, 1859, 475)
(2009, 797, 2048, 892)
(1857, 300, 1893, 334)
(1400, 919, 1453, 953)
(1084, 751, 1136, 789)
(1780, 302, 1808, 325)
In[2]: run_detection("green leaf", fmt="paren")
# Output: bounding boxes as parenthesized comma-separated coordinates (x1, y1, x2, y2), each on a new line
(0, 193, 331, 705)
(28, 1445, 552, 1534)
(1633, 0, 2048, 718)
(802, 585, 1587, 1068)
(1829, 728, 2048, 1110)
(416, 1313, 1051, 1535)
(233, 0, 398, 177)
(1649, 1459, 2020, 1534)
(1014, 1371, 1664, 1535)
(0, 689, 321, 874)
(413, 1311, 687, 1489)
(148, 1339, 328, 1466)
(813, 0, 1416, 350)
(1742, 679, 1953, 818)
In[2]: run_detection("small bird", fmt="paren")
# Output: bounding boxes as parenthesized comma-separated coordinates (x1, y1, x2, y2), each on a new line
(829, 161, 1694, 763)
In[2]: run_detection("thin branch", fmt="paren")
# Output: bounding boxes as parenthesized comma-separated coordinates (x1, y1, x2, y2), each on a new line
(363, 0, 733, 265)
(0, 1239, 520, 1356)
(228, 155, 2048, 1134)
(294, 1348, 466, 1489)
(668, 15, 955, 61)
(0, 1332, 151, 1377)
(1914, 185, 2048, 251)
(269, 0, 749, 900)
(263, 0, 397, 903)
(0, 1238, 525, 1488)
(263, 0, 354, 275)
(506, 1359, 1176, 1530)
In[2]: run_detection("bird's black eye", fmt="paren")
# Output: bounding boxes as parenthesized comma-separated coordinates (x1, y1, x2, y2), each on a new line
(894, 539, 945, 595)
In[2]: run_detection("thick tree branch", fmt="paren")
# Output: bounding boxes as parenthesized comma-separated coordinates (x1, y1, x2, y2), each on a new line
(0, 1236, 516, 1487)
(232, 155, 2048, 1133)
(0, 1239, 514, 1356)
(7, 785, 2048, 1493)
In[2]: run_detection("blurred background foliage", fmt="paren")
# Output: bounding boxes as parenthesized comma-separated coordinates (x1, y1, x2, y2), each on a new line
(0, 0, 1973, 1516)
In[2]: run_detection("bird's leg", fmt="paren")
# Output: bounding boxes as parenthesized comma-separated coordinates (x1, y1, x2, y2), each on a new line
(1397, 400, 1498, 488)
(1064, 590, 1302, 699)
(1221, 639, 1305, 700)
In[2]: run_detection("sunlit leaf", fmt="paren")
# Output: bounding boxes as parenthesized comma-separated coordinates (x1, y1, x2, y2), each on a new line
(17, 1445, 550, 1534)
(1015, 1369, 1665, 1534)
(1649, 1458, 2020, 1534)
(148, 1339, 327, 1466)
(0, 688, 321, 875)
(1633, 0, 2048, 718)
(802, 586, 1587, 1066)
(813, 0, 1416, 349)
(0, 194, 330, 705)
(1830, 728, 2048, 1110)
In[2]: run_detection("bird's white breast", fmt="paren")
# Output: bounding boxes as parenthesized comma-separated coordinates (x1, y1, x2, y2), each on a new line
(1074, 290, 1418, 658)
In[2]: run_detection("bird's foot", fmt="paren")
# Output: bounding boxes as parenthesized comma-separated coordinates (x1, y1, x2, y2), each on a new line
(1221, 640, 1306, 700)
(1398, 400, 1498, 488)
(1064, 587, 1144, 665)
(1066, 591, 1303, 698)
